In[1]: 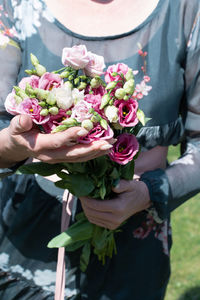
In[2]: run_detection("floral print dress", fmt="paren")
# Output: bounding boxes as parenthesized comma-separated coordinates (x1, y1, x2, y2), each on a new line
(0, 0, 200, 299)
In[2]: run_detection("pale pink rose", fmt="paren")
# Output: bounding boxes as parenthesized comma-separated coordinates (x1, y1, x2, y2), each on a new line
(115, 98, 139, 127)
(71, 100, 93, 122)
(62, 45, 90, 69)
(39, 72, 63, 90)
(84, 93, 103, 115)
(109, 133, 139, 165)
(5, 91, 21, 115)
(18, 75, 40, 90)
(79, 124, 114, 144)
(84, 52, 105, 77)
(105, 63, 129, 83)
(17, 98, 50, 124)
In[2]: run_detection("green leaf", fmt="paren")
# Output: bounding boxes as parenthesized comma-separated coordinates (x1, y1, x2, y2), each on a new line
(47, 219, 94, 248)
(55, 173, 95, 196)
(80, 242, 91, 272)
(109, 168, 120, 180)
(65, 240, 88, 252)
(18, 162, 63, 176)
(99, 179, 106, 200)
(137, 109, 146, 126)
(121, 160, 135, 180)
(62, 162, 87, 174)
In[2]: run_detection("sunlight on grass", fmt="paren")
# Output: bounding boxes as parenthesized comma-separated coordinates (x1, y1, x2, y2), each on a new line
(165, 146, 200, 300)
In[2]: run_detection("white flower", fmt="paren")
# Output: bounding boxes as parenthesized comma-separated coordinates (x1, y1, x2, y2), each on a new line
(52, 84, 74, 110)
(104, 105, 119, 123)
(72, 88, 85, 104)
(135, 80, 152, 96)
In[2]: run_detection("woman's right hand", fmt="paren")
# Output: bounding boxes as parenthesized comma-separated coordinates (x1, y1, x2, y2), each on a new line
(0, 114, 114, 167)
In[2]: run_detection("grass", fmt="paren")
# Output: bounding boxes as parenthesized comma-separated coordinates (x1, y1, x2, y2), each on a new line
(165, 145, 200, 300)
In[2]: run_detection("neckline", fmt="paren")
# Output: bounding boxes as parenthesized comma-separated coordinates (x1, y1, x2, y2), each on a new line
(41, 0, 165, 41)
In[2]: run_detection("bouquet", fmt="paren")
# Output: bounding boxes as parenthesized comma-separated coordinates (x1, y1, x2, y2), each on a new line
(5, 45, 152, 271)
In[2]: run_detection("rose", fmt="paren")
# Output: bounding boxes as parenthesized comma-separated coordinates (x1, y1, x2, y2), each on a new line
(39, 72, 63, 90)
(17, 98, 50, 124)
(105, 63, 129, 83)
(62, 45, 90, 69)
(18, 75, 40, 89)
(84, 52, 105, 77)
(109, 133, 139, 165)
(79, 124, 114, 144)
(115, 98, 138, 127)
(71, 99, 93, 122)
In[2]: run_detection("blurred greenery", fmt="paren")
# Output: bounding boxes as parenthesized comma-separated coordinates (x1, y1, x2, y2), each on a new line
(165, 145, 200, 300)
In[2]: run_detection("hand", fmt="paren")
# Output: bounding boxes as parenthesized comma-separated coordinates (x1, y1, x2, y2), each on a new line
(0, 114, 114, 167)
(80, 179, 152, 230)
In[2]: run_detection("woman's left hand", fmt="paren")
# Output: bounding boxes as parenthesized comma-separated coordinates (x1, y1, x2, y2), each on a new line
(79, 179, 152, 230)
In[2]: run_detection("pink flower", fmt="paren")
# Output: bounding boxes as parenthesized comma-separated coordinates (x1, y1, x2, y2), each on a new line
(84, 93, 103, 115)
(42, 110, 68, 133)
(71, 100, 93, 122)
(135, 80, 152, 97)
(79, 124, 114, 144)
(62, 45, 90, 69)
(5, 91, 20, 115)
(115, 98, 138, 127)
(18, 75, 40, 90)
(105, 63, 129, 83)
(39, 72, 63, 90)
(84, 52, 105, 77)
(109, 133, 139, 165)
(17, 98, 49, 124)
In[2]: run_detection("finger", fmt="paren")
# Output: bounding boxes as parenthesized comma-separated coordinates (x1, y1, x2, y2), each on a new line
(80, 197, 117, 213)
(9, 114, 33, 135)
(112, 179, 136, 194)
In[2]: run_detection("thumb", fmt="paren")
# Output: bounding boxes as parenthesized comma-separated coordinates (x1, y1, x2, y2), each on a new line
(9, 115, 33, 135)
(112, 179, 134, 193)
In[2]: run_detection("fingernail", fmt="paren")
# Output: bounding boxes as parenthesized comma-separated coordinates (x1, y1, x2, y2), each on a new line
(77, 129, 88, 136)
(100, 144, 113, 150)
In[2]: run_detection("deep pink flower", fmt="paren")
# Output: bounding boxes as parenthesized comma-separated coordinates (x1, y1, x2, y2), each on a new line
(17, 98, 49, 124)
(18, 75, 40, 90)
(105, 63, 129, 83)
(42, 110, 68, 133)
(62, 45, 90, 69)
(84, 52, 105, 77)
(115, 98, 139, 127)
(79, 124, 114, 144)
(109, 133, 139, 165)
(39, 72, 63, 90)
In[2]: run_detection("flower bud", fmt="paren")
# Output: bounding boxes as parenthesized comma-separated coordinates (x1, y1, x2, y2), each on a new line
(60, 71, 70, 78)
(14, 86, 28, 100)
(81, 119, 94, 131)
(123, 95, 129, 101)
(35, 88, 49, 101)
(91, 115, 101, 123)
(90, 77, 101, 88)
(111, 72, 118, 77)
(77, 82, 87, 90)
(125, 68, 134, 81)
(74, 78, 80, 86)
(25, 69, 36, 75)
(62, 118, 79, 127)
(38, 101, 46, 108)
(46, 92, 57, 105)
(115, 88, 126, 99)
(123, 79, 135, 95)
(35, 64, 47, 77)
(14, 94, 23, 104)
(100, 118, 108, 130)
(25, 83, 36, 97)
(52, 124, 68, 133)
(40, 109, 49, 116)
(30, 53, 39, 66)
(105, 81, 117, 90)
(49, 106, 59, 115)
(68, 75, 74, 81)
(100, 94, 110, 109)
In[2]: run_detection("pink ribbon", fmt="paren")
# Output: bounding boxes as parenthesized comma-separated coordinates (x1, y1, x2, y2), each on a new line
(54, 191, 74, 300)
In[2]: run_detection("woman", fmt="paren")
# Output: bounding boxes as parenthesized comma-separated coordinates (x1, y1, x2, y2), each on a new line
(0, 0, 199, 299)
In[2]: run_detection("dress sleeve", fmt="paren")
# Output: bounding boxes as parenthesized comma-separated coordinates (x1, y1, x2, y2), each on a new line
(140, 7, 200, 222)
(0, 0, 22, 130)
